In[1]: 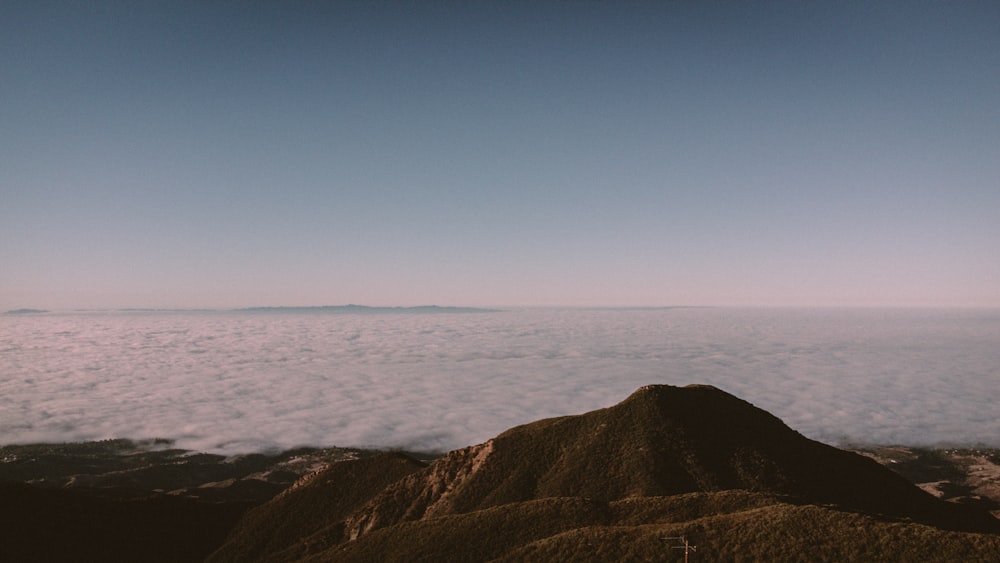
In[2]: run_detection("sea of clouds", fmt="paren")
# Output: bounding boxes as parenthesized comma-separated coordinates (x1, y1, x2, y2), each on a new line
(2, 307, 999, 454)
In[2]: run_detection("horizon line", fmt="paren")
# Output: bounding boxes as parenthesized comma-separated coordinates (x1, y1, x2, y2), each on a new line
(6, 303, 1000, 315)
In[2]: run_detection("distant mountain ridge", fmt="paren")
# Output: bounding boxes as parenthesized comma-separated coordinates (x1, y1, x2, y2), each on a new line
(236, 305, 499, 314)
(208, 385, 1000, 562)
(0, 305, 498, 315)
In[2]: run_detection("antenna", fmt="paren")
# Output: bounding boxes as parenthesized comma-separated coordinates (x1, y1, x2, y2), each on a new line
(664, 535, 697, 562)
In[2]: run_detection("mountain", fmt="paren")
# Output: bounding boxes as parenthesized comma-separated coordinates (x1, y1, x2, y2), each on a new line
(236, 305, 499, 314)
(208, 385, 1000, 562)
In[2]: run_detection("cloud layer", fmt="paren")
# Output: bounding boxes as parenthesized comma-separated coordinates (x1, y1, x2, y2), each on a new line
(2, 308, 998, 454)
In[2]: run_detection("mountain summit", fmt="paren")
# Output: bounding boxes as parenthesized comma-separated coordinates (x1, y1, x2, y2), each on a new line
(210, 385, 1000, 562)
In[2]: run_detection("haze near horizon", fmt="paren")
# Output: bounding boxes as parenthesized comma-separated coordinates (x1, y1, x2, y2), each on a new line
(2, 1, 998, 310)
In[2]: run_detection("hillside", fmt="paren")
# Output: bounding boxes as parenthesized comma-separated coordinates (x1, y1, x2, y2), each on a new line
(208, 385, 1000, 561)
(0, 443, 383, 562)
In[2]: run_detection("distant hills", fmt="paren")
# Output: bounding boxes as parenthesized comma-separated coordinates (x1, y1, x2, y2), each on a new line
(236, 305, 499, 314)
(1, 305, 499, 315)
(207, 385, 1000, 562)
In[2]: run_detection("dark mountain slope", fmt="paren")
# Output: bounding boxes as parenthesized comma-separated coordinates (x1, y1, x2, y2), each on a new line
(313, 494, 1000, 563)
(207, 453, 426, 563)
(209, 384, 1000, 562)
(312, 491, 793, 562)
(493, 498, 1000, 563)
(346, 385, 998, 538)
(0, 481, 251, 563)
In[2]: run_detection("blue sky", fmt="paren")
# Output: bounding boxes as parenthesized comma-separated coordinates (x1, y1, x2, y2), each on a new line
(2, 1, 998, 309)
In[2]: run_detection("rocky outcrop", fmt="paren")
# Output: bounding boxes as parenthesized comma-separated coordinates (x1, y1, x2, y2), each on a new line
(208, 453, 426, 563)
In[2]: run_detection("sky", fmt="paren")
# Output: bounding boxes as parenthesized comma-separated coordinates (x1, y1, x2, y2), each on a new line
(2, 1, 999, 310)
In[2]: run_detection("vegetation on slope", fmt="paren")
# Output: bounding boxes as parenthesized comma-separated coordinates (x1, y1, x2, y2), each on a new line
(207, 385, 1000, 562)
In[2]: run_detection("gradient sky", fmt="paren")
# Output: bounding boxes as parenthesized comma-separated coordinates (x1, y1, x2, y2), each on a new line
(2, 1, 998, 309)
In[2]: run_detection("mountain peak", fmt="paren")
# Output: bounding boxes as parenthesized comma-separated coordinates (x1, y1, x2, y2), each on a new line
(335, 384, 998, 538)
(209, 385, 1000, 562)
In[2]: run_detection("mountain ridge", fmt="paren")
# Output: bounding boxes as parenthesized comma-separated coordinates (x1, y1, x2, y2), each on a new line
(208, 384, 1000, 562)
(236, 305, 499, 314)
(340, 384, 996, 537)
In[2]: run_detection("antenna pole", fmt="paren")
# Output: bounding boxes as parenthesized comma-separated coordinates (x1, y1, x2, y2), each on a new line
(664, 536, 697, 562)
